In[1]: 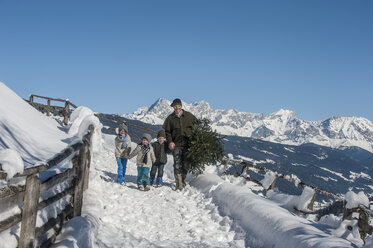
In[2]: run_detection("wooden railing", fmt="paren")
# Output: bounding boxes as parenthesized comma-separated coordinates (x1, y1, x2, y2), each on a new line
(24, 94, 157, 140)
(94, 113, 157, 141)
(222, 158, 373, 241)
(0, 125, 94, 248)
(26, 95, 77, 125)
(222, 158, 342, 207)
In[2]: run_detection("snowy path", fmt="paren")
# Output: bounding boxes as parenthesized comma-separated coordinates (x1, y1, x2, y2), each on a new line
(83, 134, 245, 247)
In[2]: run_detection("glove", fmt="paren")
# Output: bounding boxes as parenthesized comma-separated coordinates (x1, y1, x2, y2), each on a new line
(126, 147, 132, 156)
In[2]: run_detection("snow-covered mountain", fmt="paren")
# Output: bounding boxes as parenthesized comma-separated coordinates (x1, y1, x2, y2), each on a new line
(123, 98, 373, 153)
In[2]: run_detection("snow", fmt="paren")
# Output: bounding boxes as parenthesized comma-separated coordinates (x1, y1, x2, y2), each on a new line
(1, 82, 372, 247)
(332, 219, 364, 247)
(52, 215, 98, 248)
(350, 171, 372, 181)
(0, 149, 24, 179)
(266, 187, 315, 213)
(320, 167, 353, 182)
(65, 135, 245, 248)
(260, 171, 276, 189)
(53, 135, 360, 247)
(345, 191, 370, 209)
(68, 106, 103, 154)
(0, 83, 70, 167)
(191, 173, 354, 248)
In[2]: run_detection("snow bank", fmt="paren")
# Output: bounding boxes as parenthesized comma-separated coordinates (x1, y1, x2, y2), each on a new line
(345, 191, 370, 209)
(266, 186, 316, 212)
(68, 106, 103, 154)
(191, 173, 355, 248)
(332, 219, 364, 247)
(0, 82, 70, 167)
(51, 214, 98, 248)
(0, 149, 24, 179)
(260, 171, 276, 189)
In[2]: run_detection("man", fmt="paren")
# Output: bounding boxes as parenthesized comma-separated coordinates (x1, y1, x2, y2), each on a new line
(163, 98, 197, 190)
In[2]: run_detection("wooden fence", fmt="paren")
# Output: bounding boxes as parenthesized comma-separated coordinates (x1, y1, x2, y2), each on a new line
(94, 113, 157, 141)
(25, 94, 157, 139)
(222, 158, 342, 209)
(222, 158, 373, 241)
(0, 125, 94, 248)
(26, 95, 77, 125)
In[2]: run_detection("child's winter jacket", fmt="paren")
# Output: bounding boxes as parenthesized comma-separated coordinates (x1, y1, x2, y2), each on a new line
(115, 135, 132, 158)
(128, 144, 156, 168)
(152, 141, 168, 165)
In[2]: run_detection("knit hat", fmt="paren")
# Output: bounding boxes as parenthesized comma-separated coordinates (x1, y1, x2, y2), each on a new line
(118, 123, 128, 133)
(142, 133, 152, 142)
(170, 98, 182, 107)
(157, 130, 166, 138)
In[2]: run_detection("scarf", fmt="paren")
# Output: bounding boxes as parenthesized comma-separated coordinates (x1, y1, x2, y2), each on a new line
(141, 144, 150, 164)
(117, 134, 128, 148)
(175, 110, 183, 118)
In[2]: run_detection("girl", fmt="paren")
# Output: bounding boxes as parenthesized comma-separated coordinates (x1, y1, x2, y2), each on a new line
(114, 123, 131, 185)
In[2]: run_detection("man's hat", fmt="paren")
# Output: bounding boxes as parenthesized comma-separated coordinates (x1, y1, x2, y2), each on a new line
(171, 98, 182, 107)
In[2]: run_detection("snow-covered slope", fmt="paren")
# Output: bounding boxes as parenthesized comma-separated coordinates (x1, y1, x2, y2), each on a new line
(123, 98, 373, 153)
(0, 83, 71, 167)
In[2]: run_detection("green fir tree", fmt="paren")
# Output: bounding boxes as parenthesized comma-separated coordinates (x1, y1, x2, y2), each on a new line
(186, 118, 225, 174)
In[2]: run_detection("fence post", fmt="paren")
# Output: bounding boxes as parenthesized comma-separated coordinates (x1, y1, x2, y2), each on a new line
(343, 205, 373, 242)
(307, 192, 316, 211)
(241, 164, 248, 176)
(267, 177, 276, 190)
(73, 142, 88, 217)
(63, 101, 69, 125)
(29, 95, 34, 104)
(47, 99, 51, 116)
(83, 148, 91, 191)
(19, 174, 40, 248)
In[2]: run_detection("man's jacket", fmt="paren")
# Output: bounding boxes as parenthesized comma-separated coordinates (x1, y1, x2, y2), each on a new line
(162, 110, 197, 147)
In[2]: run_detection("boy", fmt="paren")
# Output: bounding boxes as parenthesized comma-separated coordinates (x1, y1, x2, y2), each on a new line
(150, 130, 168, 186)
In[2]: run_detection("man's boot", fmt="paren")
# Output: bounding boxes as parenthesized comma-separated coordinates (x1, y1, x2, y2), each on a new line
(181, 173, 187, 188)
(174, 173, 179, 190)
(175, 174, 183, 190)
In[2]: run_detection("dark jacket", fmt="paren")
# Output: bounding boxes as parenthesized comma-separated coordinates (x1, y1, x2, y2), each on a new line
(162, 110, 197, 147)
(152, 141, 168, 165)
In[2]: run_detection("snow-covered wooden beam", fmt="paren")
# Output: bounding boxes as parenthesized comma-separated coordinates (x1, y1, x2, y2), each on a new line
(222, 158, 342, 201)
(95, 113, 157, 135)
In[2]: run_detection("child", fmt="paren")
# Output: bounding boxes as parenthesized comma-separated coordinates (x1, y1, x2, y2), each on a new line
(150, 130, 168, 187)
(114, 123, 131, 185)
(127, 133, 155, 191)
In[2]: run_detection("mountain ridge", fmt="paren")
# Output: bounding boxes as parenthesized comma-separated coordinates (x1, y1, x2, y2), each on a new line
(122, 98, 373, 153)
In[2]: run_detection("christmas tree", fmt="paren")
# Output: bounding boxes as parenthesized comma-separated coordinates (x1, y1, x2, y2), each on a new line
(186, 118, 225, 174)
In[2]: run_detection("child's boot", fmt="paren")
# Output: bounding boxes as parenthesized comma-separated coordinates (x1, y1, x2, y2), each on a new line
(156, 177, 163, 187)
(150, 176, 155, 186)
(143, 181, 150, 191)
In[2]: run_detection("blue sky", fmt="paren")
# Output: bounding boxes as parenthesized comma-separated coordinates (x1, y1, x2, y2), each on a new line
(1, 1, 372, 121)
